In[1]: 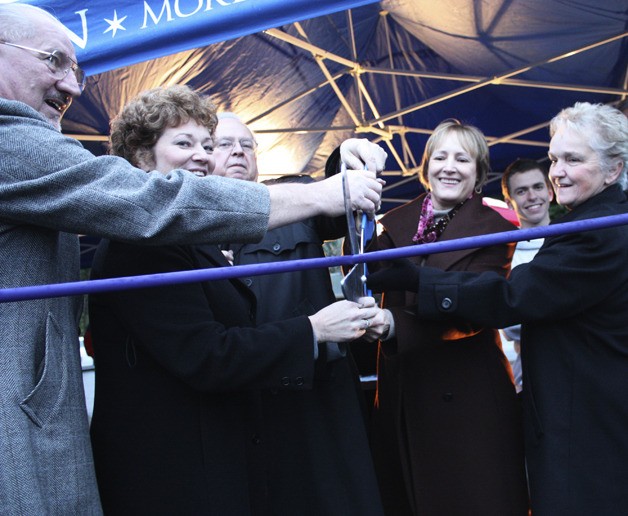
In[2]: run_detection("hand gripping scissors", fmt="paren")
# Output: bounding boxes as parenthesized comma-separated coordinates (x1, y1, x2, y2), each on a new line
(340, 163, 375, 302)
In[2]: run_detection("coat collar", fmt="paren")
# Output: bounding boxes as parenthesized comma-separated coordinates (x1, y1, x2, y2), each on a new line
(380, 193, 516, 271)
(555, 184, 626, 223)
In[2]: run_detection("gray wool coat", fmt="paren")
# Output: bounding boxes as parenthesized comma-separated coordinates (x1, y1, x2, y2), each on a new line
(0, 99, 270, 515)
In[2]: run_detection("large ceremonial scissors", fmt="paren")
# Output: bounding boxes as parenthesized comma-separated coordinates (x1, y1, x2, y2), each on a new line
(340, 163, 375, 302)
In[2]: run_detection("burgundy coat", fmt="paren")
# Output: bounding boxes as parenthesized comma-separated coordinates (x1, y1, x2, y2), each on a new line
(370, 194, 529, 516)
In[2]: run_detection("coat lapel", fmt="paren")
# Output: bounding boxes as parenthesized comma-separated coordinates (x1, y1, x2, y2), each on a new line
(195, 244, 254, 298)
(380, 194, 515, 272)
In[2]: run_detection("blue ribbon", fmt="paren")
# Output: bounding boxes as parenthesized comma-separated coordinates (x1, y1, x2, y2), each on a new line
(1, 213, 627, 303)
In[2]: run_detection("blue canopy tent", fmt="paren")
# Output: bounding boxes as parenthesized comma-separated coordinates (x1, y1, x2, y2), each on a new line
(20, 0, 628, 264)
(39, 0, 627, 196)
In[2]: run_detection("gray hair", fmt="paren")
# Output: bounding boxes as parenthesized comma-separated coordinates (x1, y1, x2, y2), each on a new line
(217, 112, 243, 122)
(550, 102, 628, 189)
(0, 4, 61, 42)
(216, 111, 256, 140)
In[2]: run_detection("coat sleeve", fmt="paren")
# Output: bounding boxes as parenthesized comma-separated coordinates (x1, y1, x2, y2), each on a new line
(374, 209, 514, 355)
(384, 239, 512, 354)
(89, 242, 315, 393)
(417, 224, 628, 328)
(0, 101, 269, 245)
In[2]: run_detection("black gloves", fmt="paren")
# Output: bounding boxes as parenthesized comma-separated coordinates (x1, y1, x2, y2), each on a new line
(366, 258, 420, 293)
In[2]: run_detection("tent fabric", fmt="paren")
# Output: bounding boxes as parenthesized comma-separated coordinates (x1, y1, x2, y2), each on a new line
(27, 0, 628, 211)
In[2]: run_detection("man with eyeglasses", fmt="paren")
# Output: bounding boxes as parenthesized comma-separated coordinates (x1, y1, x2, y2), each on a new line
(212, 114, 261, 183)
(214, 113, 384, 515)
(0, 4, 385, 515)
(0, 40, 86, 89)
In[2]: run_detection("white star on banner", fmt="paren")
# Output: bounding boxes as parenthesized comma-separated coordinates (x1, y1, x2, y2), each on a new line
(104, 10, 127, 38)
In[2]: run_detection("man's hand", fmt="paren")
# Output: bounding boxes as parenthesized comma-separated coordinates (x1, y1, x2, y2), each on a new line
(340, 138, 387, 173)
(266, 167, 383, 228)
(320, 168, 383, 218)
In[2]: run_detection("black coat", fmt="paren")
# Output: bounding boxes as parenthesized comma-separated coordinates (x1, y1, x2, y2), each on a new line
(88, 241, 316, 515)
(230, 215, 384, 516)
(417, 185, 628, 515)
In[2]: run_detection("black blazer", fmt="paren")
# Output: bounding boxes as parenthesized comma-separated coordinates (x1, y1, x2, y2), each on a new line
(88, 240, 315, 515)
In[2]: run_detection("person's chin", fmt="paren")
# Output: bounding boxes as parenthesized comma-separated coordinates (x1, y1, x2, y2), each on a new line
(227, 169, 249, 180)
(45, 114, 62, 131)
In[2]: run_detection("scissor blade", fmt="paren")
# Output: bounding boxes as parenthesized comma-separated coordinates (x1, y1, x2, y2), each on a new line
(341, 163, 360, 256)
(341, 264, 367, 302)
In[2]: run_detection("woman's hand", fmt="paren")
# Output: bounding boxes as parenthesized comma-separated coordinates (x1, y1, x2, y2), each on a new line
(363, 308, 395, 342)
(308, 296, 380, 343)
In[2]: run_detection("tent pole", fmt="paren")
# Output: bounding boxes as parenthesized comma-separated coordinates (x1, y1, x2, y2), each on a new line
(370, 31, 628, 125)
(345, 10, 367, 124)
(362, 66, 628, 95)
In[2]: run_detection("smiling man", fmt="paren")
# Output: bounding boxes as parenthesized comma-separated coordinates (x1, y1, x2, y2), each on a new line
(0, 14, 83, 129)
(0, 4, 384, 514)
(502, 158, 553, 231)
(500, 158, 553, 391)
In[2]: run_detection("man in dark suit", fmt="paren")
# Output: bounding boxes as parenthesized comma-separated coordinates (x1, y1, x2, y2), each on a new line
(214, 113, 385, 515)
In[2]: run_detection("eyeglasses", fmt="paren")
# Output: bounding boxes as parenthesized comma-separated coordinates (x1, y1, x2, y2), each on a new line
(215, 137, 258, 154)
(0, 40, 86, 92)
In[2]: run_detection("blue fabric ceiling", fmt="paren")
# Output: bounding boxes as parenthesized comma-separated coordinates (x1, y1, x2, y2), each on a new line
(31, 0, 628, 211)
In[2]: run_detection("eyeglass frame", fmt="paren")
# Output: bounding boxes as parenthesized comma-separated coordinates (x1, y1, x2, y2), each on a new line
(214, 137, 258, 154)
(0, 40, 86, 91)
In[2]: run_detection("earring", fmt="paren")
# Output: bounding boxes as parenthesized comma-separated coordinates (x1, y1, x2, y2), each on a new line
(474, 184, 482, 194)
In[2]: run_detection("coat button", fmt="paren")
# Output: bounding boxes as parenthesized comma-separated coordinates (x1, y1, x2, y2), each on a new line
(281, 377, 291, 386)
(440, 297, 453, 310)
(272, 243, 281, 252)
(251, 434, 261, 445)
(442, 392, 453, 402)
(295, 377, 304, 386)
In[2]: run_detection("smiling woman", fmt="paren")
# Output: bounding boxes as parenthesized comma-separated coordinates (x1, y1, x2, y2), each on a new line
(108, 84, 217, 172)
(88, 85, 386, 515)
(364, 118, 528, 515)
(141, 120, 215, 177)
(548, 103, 627, 209)
(422, 119, 490, 212)
(366, 102, 628, 515)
